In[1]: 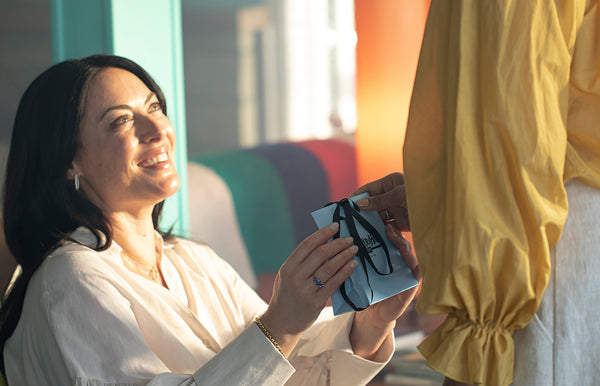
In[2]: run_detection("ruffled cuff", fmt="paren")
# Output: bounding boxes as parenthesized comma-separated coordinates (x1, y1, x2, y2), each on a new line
(417, 311, 514, 386)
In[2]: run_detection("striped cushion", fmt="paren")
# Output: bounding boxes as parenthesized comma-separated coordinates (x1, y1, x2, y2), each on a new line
(291, 139, 358, 202)
(187, 162, 256, 287)
(190, 139, 358, 281)
(192, 150, 294, 275)
(249, 143, 329, 244)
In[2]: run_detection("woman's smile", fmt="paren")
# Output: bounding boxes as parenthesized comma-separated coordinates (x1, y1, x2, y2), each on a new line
(137, 148, 170, 168)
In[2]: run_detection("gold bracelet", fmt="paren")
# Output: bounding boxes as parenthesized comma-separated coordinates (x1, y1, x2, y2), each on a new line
(254, 317, 285, 357)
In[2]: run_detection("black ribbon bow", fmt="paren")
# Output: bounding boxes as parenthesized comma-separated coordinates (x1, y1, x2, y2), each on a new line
(326, 198, 394, 311)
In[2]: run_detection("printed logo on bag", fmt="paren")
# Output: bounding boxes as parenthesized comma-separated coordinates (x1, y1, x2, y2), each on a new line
(361, 234, 382, 254)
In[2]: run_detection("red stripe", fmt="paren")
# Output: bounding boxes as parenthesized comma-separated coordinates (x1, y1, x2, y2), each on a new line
(291, 139, 358, 202)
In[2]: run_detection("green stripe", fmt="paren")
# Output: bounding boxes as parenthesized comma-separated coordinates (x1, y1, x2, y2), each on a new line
(192, 151, 295, 274)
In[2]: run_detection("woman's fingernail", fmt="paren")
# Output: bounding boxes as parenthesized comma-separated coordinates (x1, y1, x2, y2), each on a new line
(350, 260, 358, 268)
(344, 236, 354, 244)
(349, 245, 358, 254)
(329, 222, 339, 230)
(356, 198, 369, 208)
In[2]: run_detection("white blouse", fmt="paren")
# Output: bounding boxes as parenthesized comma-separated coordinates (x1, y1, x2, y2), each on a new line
(4, 228, 389, 385)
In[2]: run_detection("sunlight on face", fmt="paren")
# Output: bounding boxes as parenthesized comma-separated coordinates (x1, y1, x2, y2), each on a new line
(73, 67, 180, 216)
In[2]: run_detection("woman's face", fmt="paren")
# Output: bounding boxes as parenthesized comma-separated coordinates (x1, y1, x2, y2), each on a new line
(72, 67, 180, 216)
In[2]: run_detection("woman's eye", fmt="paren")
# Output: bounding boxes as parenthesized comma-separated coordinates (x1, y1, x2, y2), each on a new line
(113, 115, 133, 126)
(149, 102, 162, 113)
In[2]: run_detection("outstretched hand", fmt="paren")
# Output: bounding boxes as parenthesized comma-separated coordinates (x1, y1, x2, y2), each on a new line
(349, 222, 421, 361)
(352, 172, 410, 231)
(361, 222, 420, 322)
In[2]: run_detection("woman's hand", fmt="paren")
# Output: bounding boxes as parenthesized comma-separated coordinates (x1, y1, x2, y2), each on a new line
(349, 222, 421, 361)
(260, 222, 358, 356)
(352, 172, 410, 231)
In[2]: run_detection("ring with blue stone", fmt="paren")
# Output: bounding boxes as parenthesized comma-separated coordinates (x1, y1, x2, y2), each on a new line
(312, 277, 325, 288)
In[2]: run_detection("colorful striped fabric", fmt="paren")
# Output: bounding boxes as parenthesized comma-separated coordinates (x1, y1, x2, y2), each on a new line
(191, 150, 295, 275)
(291, 139, 358, 202)
(249, 143, 329, 244)
(190, 139, 358, 277)
(186, 162, 256, 287)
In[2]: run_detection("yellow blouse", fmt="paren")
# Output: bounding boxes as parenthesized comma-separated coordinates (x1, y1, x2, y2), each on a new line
(403, 1, 600, 385)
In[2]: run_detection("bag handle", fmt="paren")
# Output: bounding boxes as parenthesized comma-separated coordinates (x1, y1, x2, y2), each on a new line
(327, 198, 393, 311)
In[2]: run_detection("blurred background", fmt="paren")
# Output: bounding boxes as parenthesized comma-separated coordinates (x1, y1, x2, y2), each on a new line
(0, 0, 355, 284)
(1, 1, 444, 383)
(1, 0, 361, 157)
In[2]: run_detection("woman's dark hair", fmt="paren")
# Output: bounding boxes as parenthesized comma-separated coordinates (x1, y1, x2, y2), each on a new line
(0, 54, 170, 374)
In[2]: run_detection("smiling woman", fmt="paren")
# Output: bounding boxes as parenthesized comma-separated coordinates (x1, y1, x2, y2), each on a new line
(69, 67, 181, 282)
(0, 54, 420, 385)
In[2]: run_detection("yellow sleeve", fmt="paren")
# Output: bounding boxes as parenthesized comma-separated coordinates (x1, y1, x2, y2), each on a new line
(403, 1, 590, 385)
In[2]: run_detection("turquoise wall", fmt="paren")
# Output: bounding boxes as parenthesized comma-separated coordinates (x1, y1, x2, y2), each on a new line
(50, 0, 190, 237)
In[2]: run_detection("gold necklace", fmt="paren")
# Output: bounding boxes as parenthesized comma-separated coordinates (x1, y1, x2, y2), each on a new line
(121, 251, 160, 281)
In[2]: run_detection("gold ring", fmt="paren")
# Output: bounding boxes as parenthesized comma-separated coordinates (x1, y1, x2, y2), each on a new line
(384, 209, 396, 224)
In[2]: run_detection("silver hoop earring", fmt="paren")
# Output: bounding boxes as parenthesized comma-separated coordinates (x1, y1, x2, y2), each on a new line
(74, 173, 80, 191)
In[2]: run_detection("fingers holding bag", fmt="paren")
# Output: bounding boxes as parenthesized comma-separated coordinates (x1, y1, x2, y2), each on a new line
(352, 173, 411, 231)
(259, 222, 358, 355)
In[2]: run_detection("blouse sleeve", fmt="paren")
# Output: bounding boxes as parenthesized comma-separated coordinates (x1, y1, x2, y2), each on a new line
(286, 309, 391, 385)
(8, 238, 387, 386)
(187, 242, 390, 385)
(194, 311, 390, 386)
(403, 1, 590, 385)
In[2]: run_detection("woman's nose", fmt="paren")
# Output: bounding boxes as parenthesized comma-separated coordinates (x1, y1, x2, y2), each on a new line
(139, 117, 169, 143)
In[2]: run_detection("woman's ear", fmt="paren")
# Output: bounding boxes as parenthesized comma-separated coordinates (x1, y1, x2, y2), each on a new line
(66, 168, 76, 180)
(66, 163, 83, 191)
(66, 160, 83, 180)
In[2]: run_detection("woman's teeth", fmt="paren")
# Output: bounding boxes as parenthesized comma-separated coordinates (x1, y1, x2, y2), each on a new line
(138, 153, 168, 167)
